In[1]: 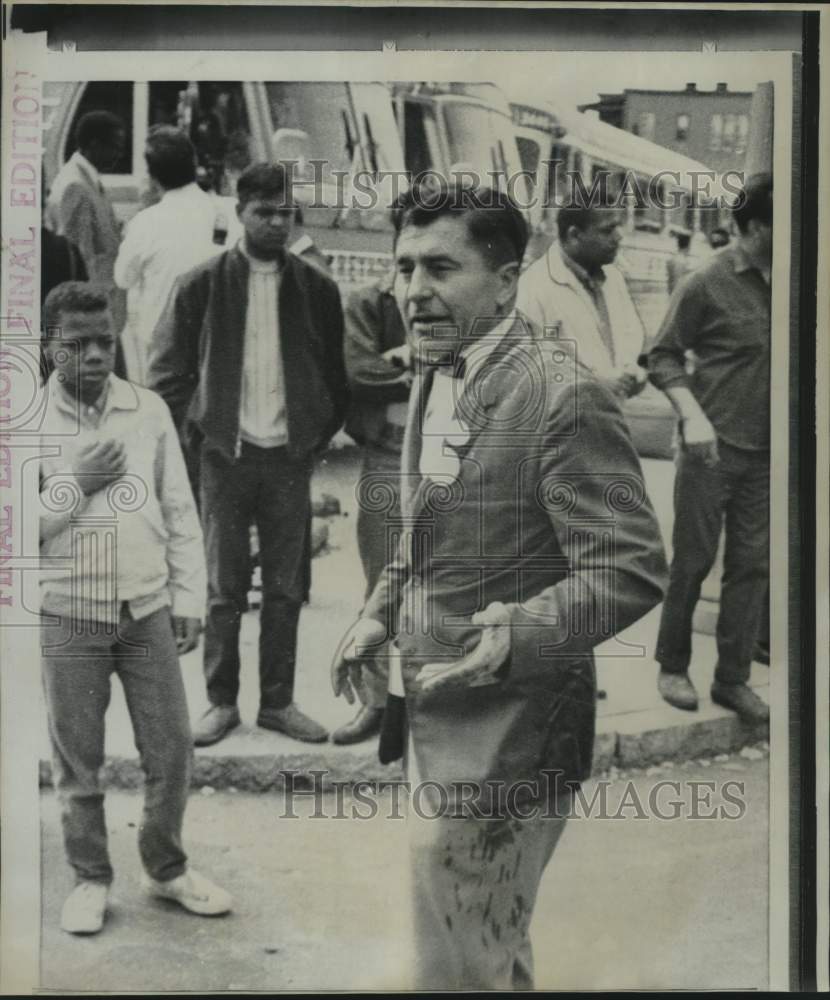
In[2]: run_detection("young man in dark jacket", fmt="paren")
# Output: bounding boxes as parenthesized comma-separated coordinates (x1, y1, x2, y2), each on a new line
(149, 162, 349, 746)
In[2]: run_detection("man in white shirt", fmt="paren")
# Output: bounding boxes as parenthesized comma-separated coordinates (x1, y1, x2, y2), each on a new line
(518, 202, 648, 400)
(115, 126, 226, 385)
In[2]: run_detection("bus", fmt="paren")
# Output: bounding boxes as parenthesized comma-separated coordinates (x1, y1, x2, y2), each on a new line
(42, 80, 405, 291)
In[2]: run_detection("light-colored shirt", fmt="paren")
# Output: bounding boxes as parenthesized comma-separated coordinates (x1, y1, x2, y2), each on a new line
(238, 242, 288, 448)
(419, 313, 515, 479)
(39, 373, 206, 624)
(115, 182, 224, 385)
(518, 241, 645, 378)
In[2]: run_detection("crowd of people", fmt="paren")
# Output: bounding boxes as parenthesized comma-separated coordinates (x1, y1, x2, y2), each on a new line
(39, 110, 771, 986)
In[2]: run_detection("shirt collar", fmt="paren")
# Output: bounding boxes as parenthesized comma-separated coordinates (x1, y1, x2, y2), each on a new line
(560, 247, 606, 290)
(50, 373, 139, 419)
(238, 237, 283, 274)
(160, 181, 202, 204)
(72, 150, 101, 186)
(730, 242, 770, 283)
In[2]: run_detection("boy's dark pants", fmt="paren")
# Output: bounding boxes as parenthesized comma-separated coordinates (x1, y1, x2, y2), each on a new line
(41, 605, 192, 886)
(656, 441, 770, 685)
(200, 443, 312, 712)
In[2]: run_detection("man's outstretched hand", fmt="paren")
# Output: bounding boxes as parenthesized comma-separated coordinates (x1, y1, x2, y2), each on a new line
(331, 617, 388, 705)
(415, 601, 512, 693)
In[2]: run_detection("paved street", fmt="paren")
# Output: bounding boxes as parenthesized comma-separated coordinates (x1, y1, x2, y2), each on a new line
(40, 751, 769, 992)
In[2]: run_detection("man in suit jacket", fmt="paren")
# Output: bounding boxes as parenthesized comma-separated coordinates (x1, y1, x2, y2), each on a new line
(518, 200, 647, 400)
(149, 162, 349, 747)
(331, 182, 667, 989)
(45, 110, 127, 341)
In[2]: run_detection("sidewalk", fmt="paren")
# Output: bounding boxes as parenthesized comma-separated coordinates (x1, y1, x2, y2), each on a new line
(38, 450, 770, 790)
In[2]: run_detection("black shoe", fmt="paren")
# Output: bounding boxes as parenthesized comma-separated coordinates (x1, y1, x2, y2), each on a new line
(256, 703, 328, 743)
(710, 681, 769, 724)
(331, 706, 383, 745)
(192, 705, 241, 747)
(657, 671, 699, 711)
(753, 643, 770, 666)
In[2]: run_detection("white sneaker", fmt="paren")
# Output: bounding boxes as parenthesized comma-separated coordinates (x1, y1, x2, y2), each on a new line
(142, 868, 232, 916)
(60, 881, 109, 935)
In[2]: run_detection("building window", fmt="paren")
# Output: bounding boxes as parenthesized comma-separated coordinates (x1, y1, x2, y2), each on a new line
(735, 114, 750, 156)
(710, 113, 723, 152)
(722, 113, 737, 153)
(675, 113, 690, 141)
(633, 112, 655, 141)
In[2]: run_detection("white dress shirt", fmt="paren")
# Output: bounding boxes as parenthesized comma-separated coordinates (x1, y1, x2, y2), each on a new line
(419, 313, 515, 480)
(115, 182, 224, 385)
(238, 243, 289, 448)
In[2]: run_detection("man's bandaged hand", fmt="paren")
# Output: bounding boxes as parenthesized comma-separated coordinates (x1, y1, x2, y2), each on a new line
(416, 602, 512, 693)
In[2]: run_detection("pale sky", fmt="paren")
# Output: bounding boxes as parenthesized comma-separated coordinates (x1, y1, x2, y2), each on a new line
(496, 52, 777, 113)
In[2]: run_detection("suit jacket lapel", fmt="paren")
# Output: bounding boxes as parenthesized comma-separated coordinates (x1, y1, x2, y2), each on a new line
(449, 315, 528, 458)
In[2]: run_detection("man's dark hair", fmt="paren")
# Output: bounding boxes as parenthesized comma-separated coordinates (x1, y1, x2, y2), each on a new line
(43, 282, 110, 330)
(75, 111, 124, 151)
(391, 180, 528, 268)
(675, 231, 691, 251)
(236, 162, 292, 207)
(145, 125, 197, 190)
(732, 172, 773, 234)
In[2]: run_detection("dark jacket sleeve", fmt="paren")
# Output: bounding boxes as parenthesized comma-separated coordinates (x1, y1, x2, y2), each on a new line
(509, 379, 668, 670)
(648, 271, 708, 392)
(344, 285, 411, 404)
(146, 270, 206, 431)
(317, 274, 350, 443)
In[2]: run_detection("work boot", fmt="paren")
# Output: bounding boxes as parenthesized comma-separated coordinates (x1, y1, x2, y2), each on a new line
(257, 703, 328, 743)
(192, 705, 241, 747)
(331, 706, 384, 745)
(657, 671, 699, 711)
(710, 681, 769, 723)
(60, 881, 109, 935)
(142, 868, 232, 916)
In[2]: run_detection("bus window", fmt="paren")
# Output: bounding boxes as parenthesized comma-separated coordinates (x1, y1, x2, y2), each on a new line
(516, 136, 542, 181)
(146, 82, 252, 195)
(350, 83, 405, 179)
(265, 83, 357, 188)
(65, 81, 133, 173)
(402, 101, 438, 176)
(443, 103, 511, 181)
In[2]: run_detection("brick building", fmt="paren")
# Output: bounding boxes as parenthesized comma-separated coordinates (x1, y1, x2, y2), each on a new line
(581, 83, 753, 174)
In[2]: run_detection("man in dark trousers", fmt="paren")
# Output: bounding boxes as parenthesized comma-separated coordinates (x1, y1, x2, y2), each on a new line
(333, 274, 411, 745)
(332, 182, 667, 988)
(149, 162, 349, 746)
(648, 173, 771, 723)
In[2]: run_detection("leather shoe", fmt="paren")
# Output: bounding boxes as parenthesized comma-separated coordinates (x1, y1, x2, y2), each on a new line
(711, 681, 769, 724)
(192, 705, 241, 747)
(753, 643, 770, 666)
(257, 703, 328, 743)
(657, 671, 699, 711)
(331, 706, 383, 745)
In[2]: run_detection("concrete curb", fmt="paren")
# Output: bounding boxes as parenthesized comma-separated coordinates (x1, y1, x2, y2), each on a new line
(38, 711, 767, 792)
